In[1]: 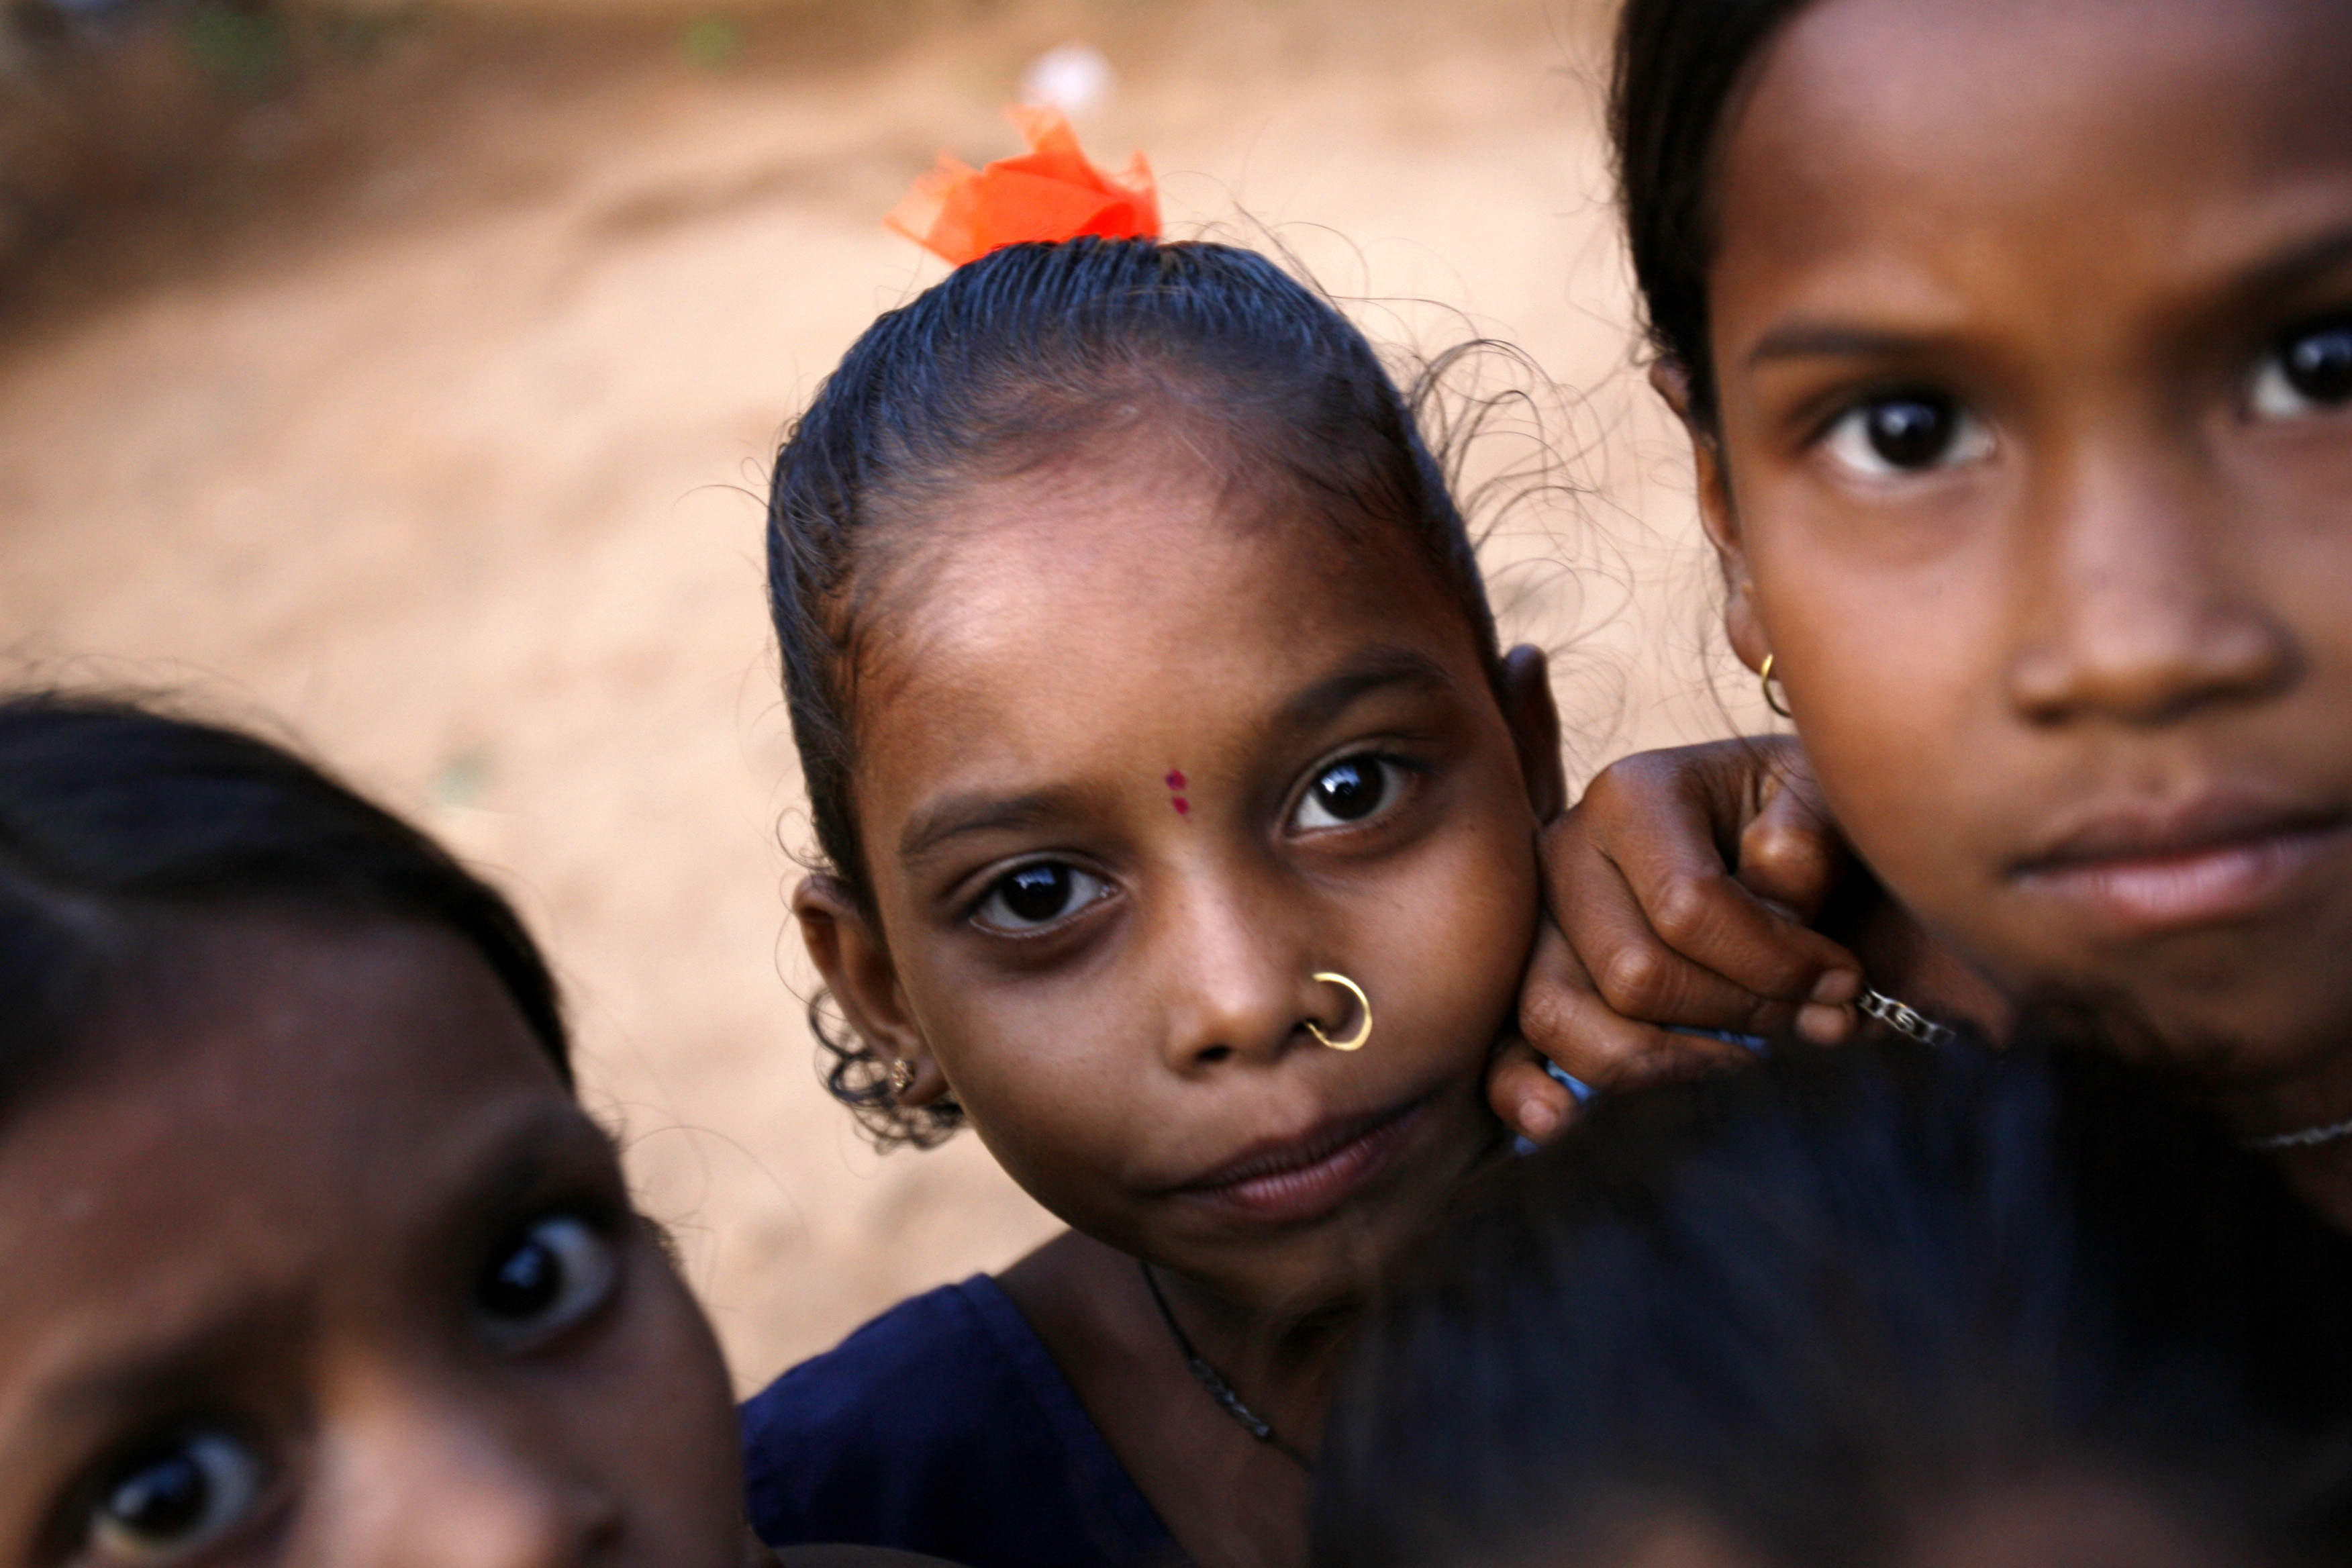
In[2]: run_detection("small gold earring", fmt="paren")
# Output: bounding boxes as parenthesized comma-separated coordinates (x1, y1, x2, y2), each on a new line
(887, 1059, 916, 1099)
(1306, 972, 1373, 1052)
(1759, 654, 1794, 720)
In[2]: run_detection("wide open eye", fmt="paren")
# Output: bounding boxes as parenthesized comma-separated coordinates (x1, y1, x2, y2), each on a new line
(1291, 755, 1403, 831)
(2251, 317, 2352, 419)
(477, 1214, 618, 1350)
(973, 863, 1110, 933)
(87, 1430, 267, 1565)
(1821, 391, 1993, 478)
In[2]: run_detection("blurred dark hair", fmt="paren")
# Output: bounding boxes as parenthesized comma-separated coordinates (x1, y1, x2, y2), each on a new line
(1612, 0, 1814, 428)
(768, 236, 1500, 1147)
(0, 690, 568, 1119)
(1313, 1025, 2352, 1567)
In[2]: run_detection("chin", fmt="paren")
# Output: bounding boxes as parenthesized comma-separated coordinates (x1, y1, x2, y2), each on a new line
(1268, 1116, 1500, 1310)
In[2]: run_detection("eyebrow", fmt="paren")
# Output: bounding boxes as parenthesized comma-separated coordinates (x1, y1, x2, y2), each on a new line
(2220, 222, 2352, 317)
(899, 785, 1098, 867)
(893, 646, 1458, 868)
(1747, 224, 2352, 369)
(1747, 322, 1952, 367)
(1269, 645, 1456, 742)
(444, 1101, 623, 1244)
(32, 1299, 299, 1434)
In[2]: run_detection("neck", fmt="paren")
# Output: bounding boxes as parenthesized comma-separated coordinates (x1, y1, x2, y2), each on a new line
(2143, 1003, 2352, 1232)
(1146, 1257, 1363, 1455)
(2219, 1053, 2352, 1232)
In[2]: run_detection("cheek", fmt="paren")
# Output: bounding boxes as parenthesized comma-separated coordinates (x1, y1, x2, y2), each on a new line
(568, 1247, 744, 1554)
(534, 1241, 732, 1437)
(905, 983, 1150, 1223)
(910, 948, 1142, 1122)
(1745, 509, 2018, 922)
(1363, 810, 1540, 1065)
(2253, 463, 2352, 668)
(952, 1051, 1136, 1172)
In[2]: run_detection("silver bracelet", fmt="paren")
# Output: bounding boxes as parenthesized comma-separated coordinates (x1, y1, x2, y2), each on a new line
(1857, 987, 1955, 1046)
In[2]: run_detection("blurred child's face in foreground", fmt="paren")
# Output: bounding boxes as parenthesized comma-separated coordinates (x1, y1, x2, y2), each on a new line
(1694, 0, 2352, 1106)
(0, 918, 745, 1568)
(800, 433, 1555, 1314)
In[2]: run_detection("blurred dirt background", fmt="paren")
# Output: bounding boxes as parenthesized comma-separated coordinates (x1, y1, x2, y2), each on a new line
(0, 0, 1765, 1390)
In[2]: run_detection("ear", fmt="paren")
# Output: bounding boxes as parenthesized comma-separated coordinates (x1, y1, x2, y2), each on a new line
(1498, 644, 1568, 823)
(1650, 358, 1771, 674)
(791, 873, 948, 1106)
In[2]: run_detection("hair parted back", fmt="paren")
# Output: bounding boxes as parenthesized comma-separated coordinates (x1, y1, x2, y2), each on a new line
(0, 691, 569, 1120)
(1613, 0, 1814, 428)
(1312, 1026, 2352, 1567)
(768, 236, 1501, 1148)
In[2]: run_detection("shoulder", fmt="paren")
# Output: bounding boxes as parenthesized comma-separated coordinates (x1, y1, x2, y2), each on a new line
(743, 1278, 1015, 1451)
(742, 1275, 1177, 1568)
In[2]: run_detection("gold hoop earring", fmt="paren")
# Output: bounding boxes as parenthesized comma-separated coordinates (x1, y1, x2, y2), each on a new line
(1306, 972, 1373, 1052)
(1759, 654, 1794, 720)
(887, 1059, 916, 1099)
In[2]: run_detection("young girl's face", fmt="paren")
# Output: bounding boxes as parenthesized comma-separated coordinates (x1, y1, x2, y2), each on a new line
(0, 917, 746, 1568)
(801, 434, 1557, 1314)
(1691, 0, 2352, 1099)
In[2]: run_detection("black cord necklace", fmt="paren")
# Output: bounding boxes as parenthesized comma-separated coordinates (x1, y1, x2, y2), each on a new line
(1140, 1260, 1312, 1471)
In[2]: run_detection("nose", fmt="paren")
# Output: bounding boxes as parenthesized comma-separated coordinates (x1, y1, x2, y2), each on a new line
(1153, 862, 1330, 1075)
(313, 1381, 622, 1568)
(2006, 445, 2297, 726)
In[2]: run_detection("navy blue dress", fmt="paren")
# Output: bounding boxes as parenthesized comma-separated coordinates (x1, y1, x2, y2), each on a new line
(743, 1275, 1184, 1568)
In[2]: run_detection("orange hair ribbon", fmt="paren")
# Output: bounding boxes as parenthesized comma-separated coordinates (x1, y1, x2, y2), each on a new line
(885, 105, 1160, 266)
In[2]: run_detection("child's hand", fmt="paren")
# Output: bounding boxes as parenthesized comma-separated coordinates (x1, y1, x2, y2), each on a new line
(1492, 738, 1867, 1142)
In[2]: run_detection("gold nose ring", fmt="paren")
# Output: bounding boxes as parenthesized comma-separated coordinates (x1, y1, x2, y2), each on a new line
(1306, 972, 1373, 1052)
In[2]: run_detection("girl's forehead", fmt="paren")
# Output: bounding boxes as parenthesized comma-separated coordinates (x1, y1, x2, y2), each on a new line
(1724, 0, 2352, 240)
(0, 922, 575, 1251)
(848, 458, 1482, 799)
(1706, 0, 2352, 362)
(873, 459, 1463, 686)
(0, 923, 593, 1391)
(1755, 0, 2351, 106)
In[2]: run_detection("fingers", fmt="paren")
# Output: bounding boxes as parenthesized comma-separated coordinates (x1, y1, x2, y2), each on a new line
(1550, 749, 1864, 1013)
(1735, 744, 1848, 923)
(1506, 738, 1879, 1147)
(1488, 1035, 1575, 1144)
(1504, 920, 1768, 1144)
(1560, 834, 1812, 1034)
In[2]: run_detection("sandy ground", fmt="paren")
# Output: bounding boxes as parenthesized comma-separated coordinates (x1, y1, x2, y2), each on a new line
(0, 0, 1767, 1391)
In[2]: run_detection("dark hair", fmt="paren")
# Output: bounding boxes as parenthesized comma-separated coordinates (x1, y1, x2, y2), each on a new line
(0, 690, 569, 1118)
(768, 236, 1500, 1147)
(1613, 0, 1814, 428)
(1313, 1028, 2352, 1567)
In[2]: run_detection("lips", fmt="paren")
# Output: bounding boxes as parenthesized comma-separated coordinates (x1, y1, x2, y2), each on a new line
(2010, 794, 2352, 934)
(1167, 1093, 1432, 1224)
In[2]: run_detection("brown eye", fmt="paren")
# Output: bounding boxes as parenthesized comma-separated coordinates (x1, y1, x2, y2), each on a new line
(1867, 399, 1951, 466)
(2253, 319, 2352, 418)
(1292, 755, 1399, 830)
(87, 1431, 266, 1564)
(477, 1214, 618, 1349)
(1822, 391, 1993, 478)
(973, 862, 1110, 933)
